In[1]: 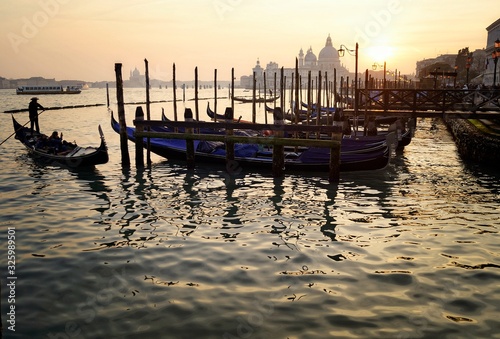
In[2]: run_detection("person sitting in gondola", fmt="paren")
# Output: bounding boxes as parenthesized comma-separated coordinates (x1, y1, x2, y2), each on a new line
(48, 131, 65, 153)
(36, 135, 49, 149)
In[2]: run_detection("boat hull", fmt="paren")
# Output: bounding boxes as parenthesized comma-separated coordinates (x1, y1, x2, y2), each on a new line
(12, 116, 108, 167)
(16, 86, 81, 95)
(111, 114, 390, 172)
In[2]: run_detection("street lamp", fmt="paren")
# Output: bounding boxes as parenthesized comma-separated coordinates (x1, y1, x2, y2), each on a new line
(493, 38, 500, 87)
(454, 65, 458, 88)
(465, 54, 472, 85)
(433, 67, 440, 89)
(339, 42, 359, 115)
(372, 62, 386, 88)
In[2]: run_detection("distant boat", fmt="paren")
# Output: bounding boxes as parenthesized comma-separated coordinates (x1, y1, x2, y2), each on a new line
(232, 95, 279, 103)
(16, 85, 81, 95)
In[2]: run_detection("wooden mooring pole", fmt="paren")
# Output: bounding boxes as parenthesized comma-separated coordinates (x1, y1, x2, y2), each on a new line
(115, 63, 130, 167)
(272, 107, 285, 177)
(106, 83, 110, 107)
(173, 63, 178, 122)
(195, 67, 199, 121)
(184, 108, 195, 169)
(329, 109, 343, 183)
(225, 107, 235, 162)
(135, 106, 144, 168)
(252, 71, 256, 123)
(214, 69, 217, 117)
(144, 58, 151, 166)
(231, 68, 235, 113)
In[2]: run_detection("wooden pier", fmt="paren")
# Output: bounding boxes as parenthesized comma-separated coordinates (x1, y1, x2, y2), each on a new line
(345, 88, 500, 119)
(112, 62, 500, 182)
(133, 108, 344, 182)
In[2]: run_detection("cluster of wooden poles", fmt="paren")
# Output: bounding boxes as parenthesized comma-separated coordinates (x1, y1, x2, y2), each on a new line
(113, 60, 364, 182)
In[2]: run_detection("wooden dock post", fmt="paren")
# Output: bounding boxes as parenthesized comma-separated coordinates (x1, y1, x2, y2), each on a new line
(135, 106, 144, 168)
(173, 63, 178, 122)
(307, 71, 312, 127)
(195, 67, 199, 121)
(333, 68, 337, 109)
(364, 69, 369, 134)
(316, 71, 322, 137)
(144, 58, 151, 166)
(184, 108, 195, 169)
(252, 71, 256, 123)
(295, 58, 300, 126)
(115, 63, 130, 167)
(106, 83, 110, 107)
(329, 108, 343, 183)
(231, 68, 235, 112)
(272, 107, 285, 177)
(280, 67, 285, 110)
(225, 107, 235, 162)
(214, 69, 217, 118)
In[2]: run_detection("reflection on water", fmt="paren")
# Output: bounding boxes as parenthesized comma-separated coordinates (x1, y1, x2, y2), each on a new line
(1, 99, 499, 338)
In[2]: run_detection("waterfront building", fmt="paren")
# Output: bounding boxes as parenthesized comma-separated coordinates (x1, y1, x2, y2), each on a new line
(484, 18, 500, 86)
(416, 54, 457, 78)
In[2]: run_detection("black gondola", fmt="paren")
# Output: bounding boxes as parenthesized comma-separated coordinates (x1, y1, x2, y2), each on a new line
(11, 115, 109, 167)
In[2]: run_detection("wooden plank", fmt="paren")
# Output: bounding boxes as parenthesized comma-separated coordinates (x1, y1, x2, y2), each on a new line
(342, 109, 500, 119)
(134, 119, 351, 133)
(134, 131, 340, 148)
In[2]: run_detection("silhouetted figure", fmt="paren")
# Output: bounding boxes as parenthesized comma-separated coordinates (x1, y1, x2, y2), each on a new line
(48, 131, 64, 153)
(365, 116, 377, 136)
(28, 97, 44, 136)
(342, 116, 352, 136)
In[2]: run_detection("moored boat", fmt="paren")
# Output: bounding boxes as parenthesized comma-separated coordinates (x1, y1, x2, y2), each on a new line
(12, 116, 108, 167)
(232, 95, 279, 103)
(206, 102, 245, 122)
(111, 113, 391, 172)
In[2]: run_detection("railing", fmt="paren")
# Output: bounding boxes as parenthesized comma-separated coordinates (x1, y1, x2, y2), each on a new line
(357, 88, 500, 113)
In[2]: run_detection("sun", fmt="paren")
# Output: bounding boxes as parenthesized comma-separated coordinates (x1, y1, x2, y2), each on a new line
(365, 45, 395, 63)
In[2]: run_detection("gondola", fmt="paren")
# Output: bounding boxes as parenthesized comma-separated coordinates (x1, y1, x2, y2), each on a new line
(161, 109, 258, 137)
(265, 104, 329, 123)
(12, 116, 108, 167)
(111, 113, 391, 172)
(206, 102, 246, 123)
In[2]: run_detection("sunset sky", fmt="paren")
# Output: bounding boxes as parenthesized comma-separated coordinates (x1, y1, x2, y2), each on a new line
(1, 0, 499, 82)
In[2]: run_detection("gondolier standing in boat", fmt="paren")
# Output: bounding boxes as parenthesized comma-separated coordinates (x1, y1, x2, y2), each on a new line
(28, 97, 44, 136)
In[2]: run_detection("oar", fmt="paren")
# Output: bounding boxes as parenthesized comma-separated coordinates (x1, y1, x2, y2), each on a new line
(0, 110, 46, 146)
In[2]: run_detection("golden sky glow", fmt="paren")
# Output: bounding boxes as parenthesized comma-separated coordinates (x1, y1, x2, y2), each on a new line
(1, 0, 498, 82)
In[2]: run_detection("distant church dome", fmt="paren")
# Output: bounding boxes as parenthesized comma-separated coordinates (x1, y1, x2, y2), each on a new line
(304, 47, 317, 65)
(254, 59, 262, 70)
(318, 34, 341, 71)
(318, 34, 338, 62)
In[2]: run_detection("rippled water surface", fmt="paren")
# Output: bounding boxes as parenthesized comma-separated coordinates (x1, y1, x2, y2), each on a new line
(0, 89, 499, 338)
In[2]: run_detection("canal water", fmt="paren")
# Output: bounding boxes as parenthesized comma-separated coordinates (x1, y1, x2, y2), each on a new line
(0, 88, 499, 338)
